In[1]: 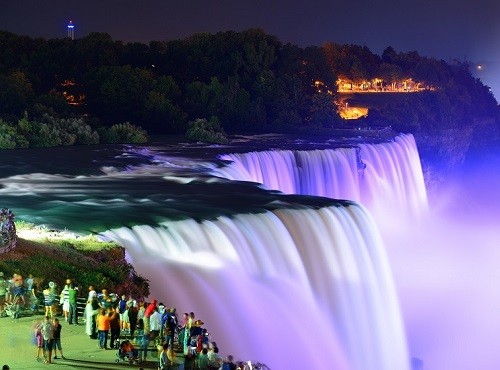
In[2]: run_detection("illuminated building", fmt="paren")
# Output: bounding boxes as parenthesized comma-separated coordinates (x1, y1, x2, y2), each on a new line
(67, 20, 75, 40)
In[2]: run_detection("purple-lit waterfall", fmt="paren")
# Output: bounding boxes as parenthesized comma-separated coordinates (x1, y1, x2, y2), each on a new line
(3, 132, 498, 370)
(103, 204, 409, 370)
(215, 134, 427, 222)
(93, 134, 430, 370)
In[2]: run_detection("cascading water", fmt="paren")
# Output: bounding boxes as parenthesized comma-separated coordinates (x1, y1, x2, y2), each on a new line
(103, 203, 409, 370)
(214, 134, 427, 222)
(0, 134, 422, 370)
(1, 133, 498, 370)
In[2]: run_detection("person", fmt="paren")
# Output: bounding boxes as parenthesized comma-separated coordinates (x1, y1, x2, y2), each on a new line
(97, 308, 110, 349)
(197, 347, 209, 370)
(120, 339, 139, 360)
(164, 307, 178, 349)
(137, 330, 150, 362)
(143, 299, 157, 333)
(60, 279, 72, 322)
(128, 300, 138, 337)
(137, 301, 146, 323)
(87, 285, 96, 300)
(149, 307, 161, 342)
(52, 318, 66, 359)
(118, 294, 129, 333)
(109, 306, 121, 349)
(167, 343, 176, 364)
(30, 276, 41, 313)
(49, 281, 58, 316)
(208, 346, 223, 370)
(25, 274, 34, 293)
(0, 272, 7, 314)
(12, 273, 25, 305)
(178, 312, 188, 352)
(43, 284, 55, 318)
(99, 289, 113, 309)
(68, 284, 78, 324)
(85, 294, 100, 339)
(184, 312, 195, 355)
(222, 355, 237, 370)
(34, 319, 43, 361)
(190, 319, 204, 354)
(158, 342, 170, 370)
(41, 315, 54, 363)
(2, 365, 9, 370)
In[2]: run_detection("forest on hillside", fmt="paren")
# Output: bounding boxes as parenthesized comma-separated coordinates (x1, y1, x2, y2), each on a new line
(0, 28, 498, 145)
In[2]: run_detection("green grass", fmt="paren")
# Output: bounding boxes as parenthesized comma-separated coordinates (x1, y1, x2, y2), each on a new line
(1, 221, 150, 298)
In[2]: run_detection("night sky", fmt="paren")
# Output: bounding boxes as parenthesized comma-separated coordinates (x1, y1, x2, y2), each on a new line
(1, 0, 499, 99)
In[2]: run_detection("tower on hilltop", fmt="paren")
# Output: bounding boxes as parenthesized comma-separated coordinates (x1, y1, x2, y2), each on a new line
(67, 20, 75, 40)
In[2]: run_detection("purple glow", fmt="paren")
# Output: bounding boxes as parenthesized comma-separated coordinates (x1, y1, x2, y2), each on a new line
(104, 205, 408, 370)
(212, 134, 500, 369)
(382, 157, 500, 370)
(100, 135, 429, 370)
(98, 134, 499, 369)
(216, 134, 427, 223)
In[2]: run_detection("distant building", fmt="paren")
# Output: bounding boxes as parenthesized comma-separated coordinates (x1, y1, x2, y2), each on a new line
(67, 20, 75, 40)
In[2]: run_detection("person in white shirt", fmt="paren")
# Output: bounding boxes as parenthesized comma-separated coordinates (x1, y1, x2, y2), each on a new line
(149, 308, 161, 342)
(41, 315, 54, 363)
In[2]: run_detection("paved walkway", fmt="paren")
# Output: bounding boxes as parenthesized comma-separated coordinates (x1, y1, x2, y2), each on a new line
(0, 313, 183, 369)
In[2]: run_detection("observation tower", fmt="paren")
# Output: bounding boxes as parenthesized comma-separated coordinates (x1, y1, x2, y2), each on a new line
(67, 20, 75, 40)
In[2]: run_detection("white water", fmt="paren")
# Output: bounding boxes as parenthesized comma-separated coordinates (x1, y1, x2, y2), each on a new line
(3, 133, 497, 369)
(94, 135, 427, 369)
(3, 132, 498, 369)
(215, 134, 427, 223)
(103, 204, 409, 370)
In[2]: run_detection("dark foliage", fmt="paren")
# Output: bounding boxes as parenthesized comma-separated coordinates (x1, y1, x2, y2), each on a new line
(0, 29, 497, 139)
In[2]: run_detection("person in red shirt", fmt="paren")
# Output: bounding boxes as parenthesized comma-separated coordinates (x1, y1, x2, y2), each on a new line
(143, 299, 157, 333)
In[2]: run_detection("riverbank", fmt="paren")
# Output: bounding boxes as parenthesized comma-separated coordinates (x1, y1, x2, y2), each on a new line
(0, 313, 178, 369)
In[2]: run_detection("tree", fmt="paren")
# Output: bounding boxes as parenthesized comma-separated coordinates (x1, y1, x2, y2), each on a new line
(85, 65, 154, 124)
(309, 92, 339, 128)
(142, 91, 186, 134)
(0, 70, 34, 118)
(379, 63, 403, 90)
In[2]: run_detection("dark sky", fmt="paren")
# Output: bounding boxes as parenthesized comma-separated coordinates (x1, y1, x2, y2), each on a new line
(1, 0, 499, 99)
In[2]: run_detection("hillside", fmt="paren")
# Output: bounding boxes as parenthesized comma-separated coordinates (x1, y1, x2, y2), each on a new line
(0, 230, 150, 299)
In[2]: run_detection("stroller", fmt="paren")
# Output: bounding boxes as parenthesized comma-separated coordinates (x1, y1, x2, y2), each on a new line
(115, 340, 141, 365)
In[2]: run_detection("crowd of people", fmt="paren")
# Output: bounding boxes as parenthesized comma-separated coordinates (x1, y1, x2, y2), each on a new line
(0, 272, 73, 319)
(0, 272, 254, 370)
(83, 289, 238, 369)
(0, 272, 38, 315)
(0, 271, 262, 369)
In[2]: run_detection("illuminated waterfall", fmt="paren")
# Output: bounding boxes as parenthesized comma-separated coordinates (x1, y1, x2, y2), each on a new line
(215, 134, 427, 220)
(0, 135, 421, 369)
(103, 203, 409, 370)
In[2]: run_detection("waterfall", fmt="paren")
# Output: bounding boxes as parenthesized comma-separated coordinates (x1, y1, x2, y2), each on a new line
(0, 135, 420, 369)
(103, 202, 409, 370)
(214, 134, 427, 221)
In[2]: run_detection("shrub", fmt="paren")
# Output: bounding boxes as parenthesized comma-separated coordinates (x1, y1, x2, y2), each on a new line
(101, 122, 148, 144)
(0, 119, 18, 149)
(186, 116, 229, 144)
(42, 114, 100, 145)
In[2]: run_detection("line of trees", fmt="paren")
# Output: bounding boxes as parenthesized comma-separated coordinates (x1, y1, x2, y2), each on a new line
(0, 29, 498, 145)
